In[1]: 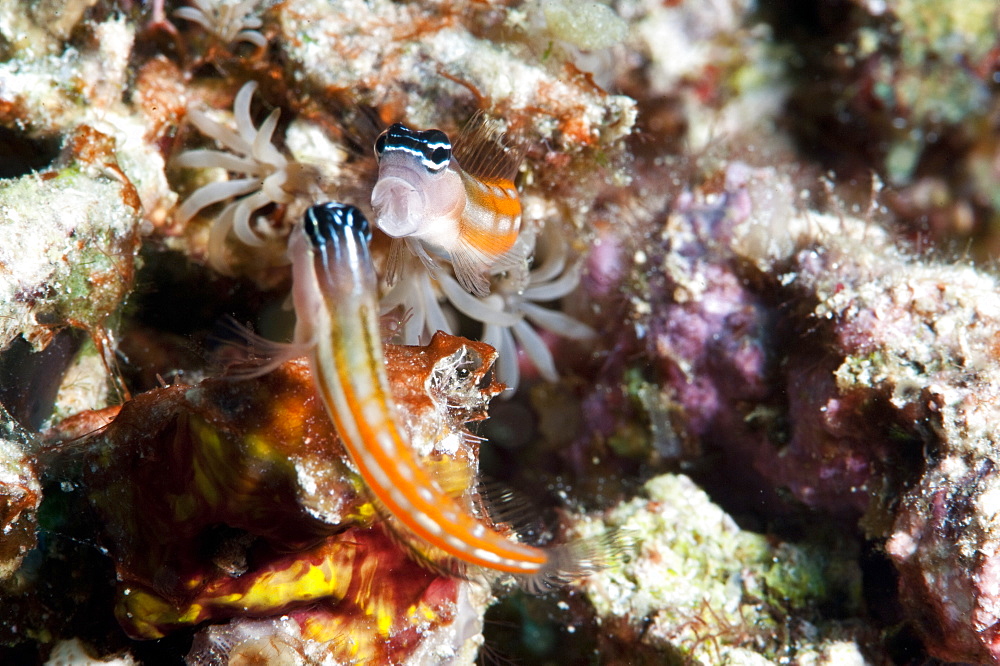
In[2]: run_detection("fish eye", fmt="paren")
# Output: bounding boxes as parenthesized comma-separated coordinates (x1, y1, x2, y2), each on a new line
(417, 129, 451, 172)
(427, 146, 451, 171)
(374, 132, 387, 158)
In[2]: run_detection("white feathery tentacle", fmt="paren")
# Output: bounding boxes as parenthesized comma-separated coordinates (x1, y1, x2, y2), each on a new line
(175, 178, 260, 225)
(174, 81, 322, 271)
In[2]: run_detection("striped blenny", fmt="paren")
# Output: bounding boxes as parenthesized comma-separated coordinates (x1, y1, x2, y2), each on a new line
(290, 202, 547, 576)
(370, 119, 522, 298)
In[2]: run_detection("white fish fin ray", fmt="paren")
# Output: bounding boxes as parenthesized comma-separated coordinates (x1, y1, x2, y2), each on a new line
(408, 237, 441, 274)
(516, 528, 634, 595)
(476, 480, 543, 543)
(210, 317, 311, 379)
(487, 240, 530, 281)
(450, 236, 494, 298)
(384, 237, 407, 288)
(453, 111, 523, 183)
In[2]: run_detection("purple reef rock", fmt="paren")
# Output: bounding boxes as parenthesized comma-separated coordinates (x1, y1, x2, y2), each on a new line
(586, 160, 1000, 661)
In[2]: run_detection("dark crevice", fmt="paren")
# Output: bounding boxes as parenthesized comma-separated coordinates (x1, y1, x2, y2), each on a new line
(0, 127, 61, 179)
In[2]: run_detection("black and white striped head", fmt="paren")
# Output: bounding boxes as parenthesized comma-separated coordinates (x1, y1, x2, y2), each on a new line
(374, 123, 452, 174)
(303, 202, 372, 248)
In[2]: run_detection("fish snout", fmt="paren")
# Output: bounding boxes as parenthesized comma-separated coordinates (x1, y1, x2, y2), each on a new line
(371, 177, 424, 237)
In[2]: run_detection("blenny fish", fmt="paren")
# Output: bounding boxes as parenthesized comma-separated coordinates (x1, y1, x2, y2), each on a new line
(370, 118, 522, 297)
(290, 202, 559, 580)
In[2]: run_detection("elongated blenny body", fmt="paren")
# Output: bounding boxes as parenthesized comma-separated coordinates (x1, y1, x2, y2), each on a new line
(371, 120, 522, 297)
(290, 202, 549, 576)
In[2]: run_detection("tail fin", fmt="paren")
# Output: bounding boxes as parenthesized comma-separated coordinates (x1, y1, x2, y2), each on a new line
(477, 480, 635, 593)
(516, 528, 634, 594)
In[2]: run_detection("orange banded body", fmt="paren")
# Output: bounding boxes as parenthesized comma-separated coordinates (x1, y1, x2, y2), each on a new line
(371, 121, 523, 297)
(457, 169, 521, 259)
(290, 202, 547, 574)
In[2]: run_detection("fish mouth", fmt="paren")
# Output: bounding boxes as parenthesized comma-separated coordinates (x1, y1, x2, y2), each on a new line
(371, 177, 424, 238)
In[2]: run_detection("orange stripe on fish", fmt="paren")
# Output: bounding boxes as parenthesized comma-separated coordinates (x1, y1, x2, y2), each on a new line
(458, 172, 521, 257)
(290, 202, 549, 576)
(463, 175, 522, 222)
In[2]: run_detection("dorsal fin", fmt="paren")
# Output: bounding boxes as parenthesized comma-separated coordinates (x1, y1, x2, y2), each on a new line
(452, 111, 523, 184)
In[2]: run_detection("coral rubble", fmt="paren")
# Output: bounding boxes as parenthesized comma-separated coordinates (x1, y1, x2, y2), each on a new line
(578, 474, 866, 664)
(596, 157, 1000, 661)
(0, 125, 141, 353)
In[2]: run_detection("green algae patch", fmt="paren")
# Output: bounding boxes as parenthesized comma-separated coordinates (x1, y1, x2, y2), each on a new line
(537, 0, 628, 51)
(0, 126, 141, 352)
(576, 474, 863, 664)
